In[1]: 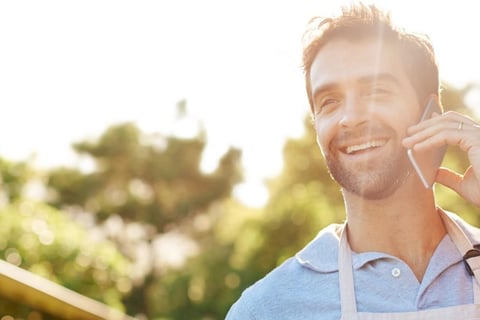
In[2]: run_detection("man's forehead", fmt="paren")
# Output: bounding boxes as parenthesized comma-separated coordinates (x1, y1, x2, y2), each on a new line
(309, 39, 403, 89)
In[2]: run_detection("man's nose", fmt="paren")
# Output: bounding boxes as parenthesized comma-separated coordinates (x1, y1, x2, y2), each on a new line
(338, 96, 370, 128)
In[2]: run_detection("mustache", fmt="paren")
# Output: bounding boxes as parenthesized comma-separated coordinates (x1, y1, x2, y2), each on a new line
(330, 125, 394, 148)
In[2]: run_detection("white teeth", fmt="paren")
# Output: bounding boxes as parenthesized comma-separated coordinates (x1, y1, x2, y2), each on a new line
(345, 140, 386, 154)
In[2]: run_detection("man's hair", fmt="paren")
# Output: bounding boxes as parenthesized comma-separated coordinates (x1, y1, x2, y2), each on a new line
(302, 3, 439, 113)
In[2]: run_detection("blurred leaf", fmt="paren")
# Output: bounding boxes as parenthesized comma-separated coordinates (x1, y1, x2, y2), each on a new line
(0, 200, 133, 314)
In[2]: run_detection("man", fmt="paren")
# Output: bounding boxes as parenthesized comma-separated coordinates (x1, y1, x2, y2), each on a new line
(226, 3, 480, 319)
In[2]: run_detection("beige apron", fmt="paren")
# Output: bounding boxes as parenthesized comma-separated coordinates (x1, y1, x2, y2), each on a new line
(339, 210, 480, 319)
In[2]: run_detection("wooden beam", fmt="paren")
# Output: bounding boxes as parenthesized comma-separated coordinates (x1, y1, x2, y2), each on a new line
(0, 259, 136, 320)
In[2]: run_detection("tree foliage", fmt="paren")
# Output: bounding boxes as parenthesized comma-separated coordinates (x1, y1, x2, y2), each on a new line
(44, 120, 244, 318)
(0, 200, 132, 318)
(0, 157, 31, 203)
(47, 123, 242, 232)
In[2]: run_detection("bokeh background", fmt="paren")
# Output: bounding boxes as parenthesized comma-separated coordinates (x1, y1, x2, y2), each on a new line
(1, 0, 479, 319)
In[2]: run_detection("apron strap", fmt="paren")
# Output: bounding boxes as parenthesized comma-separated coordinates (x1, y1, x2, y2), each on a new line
(440, 211, 480, 303)
(338, 224, 357, 315)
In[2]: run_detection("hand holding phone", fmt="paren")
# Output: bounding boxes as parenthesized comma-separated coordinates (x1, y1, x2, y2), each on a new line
(406, 96, 447, 189)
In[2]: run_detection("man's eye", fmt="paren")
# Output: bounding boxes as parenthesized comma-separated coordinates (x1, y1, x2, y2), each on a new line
(322, 98, 339, 106)
(315, 97, 340, 114)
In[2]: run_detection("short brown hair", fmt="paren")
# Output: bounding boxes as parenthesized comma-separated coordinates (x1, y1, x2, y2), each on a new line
(302, 3, 439, 113)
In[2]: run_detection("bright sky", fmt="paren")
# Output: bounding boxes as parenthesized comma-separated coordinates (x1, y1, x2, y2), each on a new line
(1, 1, 480, 207)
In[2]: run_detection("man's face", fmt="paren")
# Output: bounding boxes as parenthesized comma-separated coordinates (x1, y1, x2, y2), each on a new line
(309, 38, 422, 199)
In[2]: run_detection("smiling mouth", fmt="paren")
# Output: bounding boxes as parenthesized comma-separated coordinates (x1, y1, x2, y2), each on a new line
(344, 139, 387, 154)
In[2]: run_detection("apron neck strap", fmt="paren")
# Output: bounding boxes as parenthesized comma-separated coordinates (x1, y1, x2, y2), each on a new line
(338, 223, 356, 315)
(440, 210, 480, 303)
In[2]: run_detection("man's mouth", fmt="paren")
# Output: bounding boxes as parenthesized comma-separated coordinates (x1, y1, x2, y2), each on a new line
(344, 139, 387, 154)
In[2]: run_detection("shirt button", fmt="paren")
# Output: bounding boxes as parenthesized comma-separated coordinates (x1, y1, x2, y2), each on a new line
(391, 267, 401, 278)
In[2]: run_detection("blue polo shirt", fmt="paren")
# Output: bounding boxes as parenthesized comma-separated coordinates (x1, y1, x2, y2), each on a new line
(226, 212, 480, 319)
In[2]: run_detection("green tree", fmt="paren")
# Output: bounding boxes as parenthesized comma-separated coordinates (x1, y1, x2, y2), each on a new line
(0, 157, 32, 203)
(44, 114, 244, 318)
(0, 200, 133, 318)
(47, 123, 242, 231)
(0, 153, 135, 318)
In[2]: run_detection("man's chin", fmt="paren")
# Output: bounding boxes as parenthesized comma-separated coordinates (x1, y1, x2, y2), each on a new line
(343, 186, 396, 201)
(337, 168, 412, 201)
(327, 152, 411, 200)
(340, 180, 396, 200)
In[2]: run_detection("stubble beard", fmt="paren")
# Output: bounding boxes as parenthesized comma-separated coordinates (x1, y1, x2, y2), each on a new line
(325, 143, 411, 200)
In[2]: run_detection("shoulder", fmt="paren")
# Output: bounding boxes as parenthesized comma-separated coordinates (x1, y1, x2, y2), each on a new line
(225, 257, 302, 319)
(225, 224, 343, 320)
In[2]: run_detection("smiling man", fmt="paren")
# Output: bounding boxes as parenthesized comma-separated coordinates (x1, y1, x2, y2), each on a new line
(226, 3, 480, 319)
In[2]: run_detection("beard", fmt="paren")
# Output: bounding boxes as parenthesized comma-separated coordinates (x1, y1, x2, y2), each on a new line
(324, 126, 411, 200)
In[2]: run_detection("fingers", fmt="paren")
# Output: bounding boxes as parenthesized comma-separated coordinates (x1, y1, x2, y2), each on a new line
(407, 111, 476, 135)
(435, 167, 463, 193)
(410, 110, 480, 206)
(402, 111, 479, 153)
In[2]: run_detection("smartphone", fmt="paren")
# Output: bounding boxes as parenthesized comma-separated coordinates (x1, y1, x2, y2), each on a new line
(406, 96, 447, 189)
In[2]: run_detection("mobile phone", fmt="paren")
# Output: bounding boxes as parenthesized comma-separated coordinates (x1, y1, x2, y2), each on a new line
(406, 96, 447, 189)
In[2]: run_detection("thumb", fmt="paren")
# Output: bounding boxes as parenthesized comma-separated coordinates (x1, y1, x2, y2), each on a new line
(435, 167, 463, 193)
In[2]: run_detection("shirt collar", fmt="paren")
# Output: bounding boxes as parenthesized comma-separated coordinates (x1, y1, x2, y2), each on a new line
(295, 224, 404, 272)
(295, 223, 343, 273)
(295, 210, 479, 273)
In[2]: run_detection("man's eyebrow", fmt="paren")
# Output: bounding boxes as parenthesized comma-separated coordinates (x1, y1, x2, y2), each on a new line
(312, 83, 339, 101)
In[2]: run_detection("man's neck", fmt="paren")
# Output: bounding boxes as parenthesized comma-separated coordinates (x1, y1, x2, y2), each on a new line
(343, 185, 446, 282)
